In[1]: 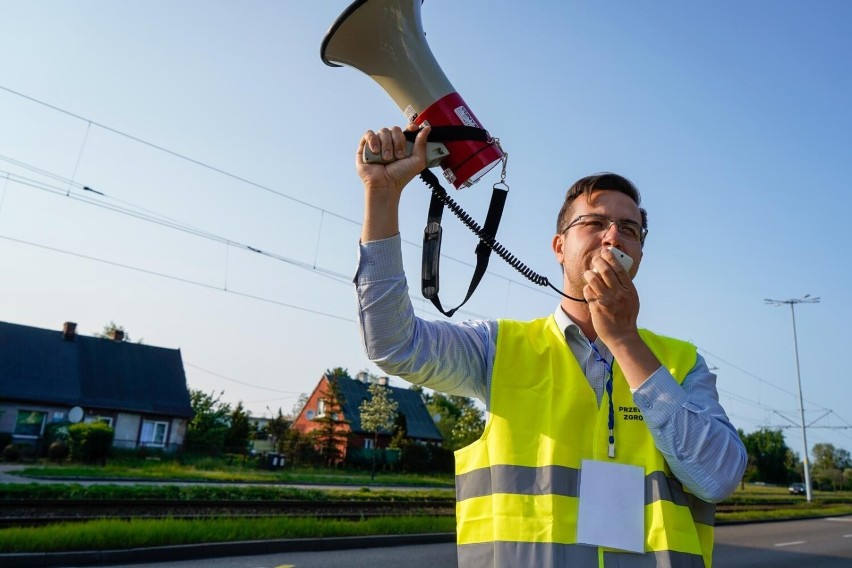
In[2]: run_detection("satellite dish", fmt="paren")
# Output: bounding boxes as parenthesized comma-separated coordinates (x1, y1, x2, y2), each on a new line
(68, 406, 84, 423)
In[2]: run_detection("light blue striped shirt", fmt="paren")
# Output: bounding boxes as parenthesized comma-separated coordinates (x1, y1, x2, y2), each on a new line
(355, 235, 746, 502)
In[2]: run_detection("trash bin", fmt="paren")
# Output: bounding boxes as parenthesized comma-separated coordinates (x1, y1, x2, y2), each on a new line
(267, 453, 285, 470)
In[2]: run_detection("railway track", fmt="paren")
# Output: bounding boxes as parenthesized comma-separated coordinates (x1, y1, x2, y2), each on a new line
(0, 498, 456, 528)
(0, 498, 827, 528)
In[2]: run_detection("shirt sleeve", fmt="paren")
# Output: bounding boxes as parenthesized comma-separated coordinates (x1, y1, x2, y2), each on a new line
(354, 235, 494, 403)
(630, 355, 747, 502)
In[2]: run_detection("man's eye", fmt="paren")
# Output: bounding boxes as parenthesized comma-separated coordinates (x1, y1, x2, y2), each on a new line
(620, 225, 641, 239)
(584, 218, 607, 229)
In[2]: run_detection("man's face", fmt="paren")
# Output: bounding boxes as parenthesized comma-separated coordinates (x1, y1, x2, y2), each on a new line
(551, 190, 644, 295)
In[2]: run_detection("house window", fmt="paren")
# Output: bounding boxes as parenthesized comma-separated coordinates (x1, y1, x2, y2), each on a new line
(306, 410, 315, 420)
(140, 420, 168, 447)
(317, 399, 326, 417)
(85, 416, 113, 427)
(364, 438, 374, 449)
(14, 410, 47, 437)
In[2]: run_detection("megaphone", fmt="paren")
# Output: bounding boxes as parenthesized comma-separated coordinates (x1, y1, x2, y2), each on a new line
(321, 0, 504, 189)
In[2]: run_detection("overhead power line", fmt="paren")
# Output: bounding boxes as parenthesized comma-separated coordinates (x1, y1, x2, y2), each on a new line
(4, 85, 851, 443)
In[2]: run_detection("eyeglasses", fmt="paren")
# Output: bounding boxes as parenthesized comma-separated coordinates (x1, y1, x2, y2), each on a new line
(561, 214, 648, 244)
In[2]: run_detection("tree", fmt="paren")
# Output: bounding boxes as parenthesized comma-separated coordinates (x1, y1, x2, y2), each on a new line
(812, 443, 852, 491)
(738, 428, 796, 485)
(451, 403, 485, 449)
(313, 369, 350, 467)
(224, 402, 251, 454)
(843, 468, 852, 491)
(423, 390, 485, 451)
(185, 389, 231, 456)
(266, 408, 291, 451)
(289, 393, 309, 420)
(359, 382, 399, 479)
(812, 443, 852, 471)
(95, 321, 143, 343)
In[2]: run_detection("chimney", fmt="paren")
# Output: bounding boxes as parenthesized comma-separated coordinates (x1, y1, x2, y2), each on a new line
(378, 376, 389, 386)
(110, 329, 125, 342)
(62, 322, 77, 341)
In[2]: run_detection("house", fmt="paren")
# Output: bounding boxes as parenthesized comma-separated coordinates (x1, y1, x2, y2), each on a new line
(291, 372, 442, 460)
(0, 320, 193, 453)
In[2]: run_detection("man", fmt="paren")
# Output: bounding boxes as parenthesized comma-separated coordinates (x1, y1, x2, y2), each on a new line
(354, 124, 746, 567)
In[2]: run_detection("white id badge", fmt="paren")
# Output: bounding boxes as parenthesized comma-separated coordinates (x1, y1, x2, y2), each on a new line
(576, 459, 645, 553)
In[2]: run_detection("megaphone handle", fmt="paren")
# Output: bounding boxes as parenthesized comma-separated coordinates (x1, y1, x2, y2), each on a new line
(363, 141, 449, 168)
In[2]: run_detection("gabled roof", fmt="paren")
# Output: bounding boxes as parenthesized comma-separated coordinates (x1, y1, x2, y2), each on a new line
(335, 376, 442, 442)
(0, 321, 192, 418)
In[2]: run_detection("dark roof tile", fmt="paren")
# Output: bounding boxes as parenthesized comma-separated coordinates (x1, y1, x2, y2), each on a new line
(0, 321, 192, 418)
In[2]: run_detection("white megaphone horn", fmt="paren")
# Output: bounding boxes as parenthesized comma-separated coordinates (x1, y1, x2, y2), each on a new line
(321, 0, 504, 189)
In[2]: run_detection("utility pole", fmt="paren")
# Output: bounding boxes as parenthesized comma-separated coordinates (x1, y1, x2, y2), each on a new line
(765, 295, 819, 502)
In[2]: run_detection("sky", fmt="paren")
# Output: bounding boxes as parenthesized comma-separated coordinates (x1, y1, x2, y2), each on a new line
(2, 1, 851, 459)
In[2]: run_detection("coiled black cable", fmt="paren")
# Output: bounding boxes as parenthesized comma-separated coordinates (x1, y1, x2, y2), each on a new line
(419, 171, 586, 304)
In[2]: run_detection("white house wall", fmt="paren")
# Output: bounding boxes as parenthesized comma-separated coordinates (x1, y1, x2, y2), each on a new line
(113, 413, 140, 449)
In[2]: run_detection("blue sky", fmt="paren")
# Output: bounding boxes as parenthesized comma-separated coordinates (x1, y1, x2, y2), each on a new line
(2, 1, 851, 459)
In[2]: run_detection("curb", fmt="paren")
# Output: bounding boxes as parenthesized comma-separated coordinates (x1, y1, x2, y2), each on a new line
(0, 532, 457, 567)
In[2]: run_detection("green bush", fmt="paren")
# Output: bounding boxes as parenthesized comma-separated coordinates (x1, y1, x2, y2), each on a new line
(0, 432, 12, 453)
(3, 443, 21, 462)
(48, 441, 70, 463)
(43, 422, 70, 449)
(395, 443, 453, 474)
(68, 422, 114, 464)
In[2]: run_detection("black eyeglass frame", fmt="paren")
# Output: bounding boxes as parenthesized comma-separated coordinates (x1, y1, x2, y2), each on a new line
(561, 214, 648, 245)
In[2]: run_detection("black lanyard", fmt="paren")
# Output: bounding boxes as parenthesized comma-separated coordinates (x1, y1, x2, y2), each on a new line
(589, 340, 616, 458)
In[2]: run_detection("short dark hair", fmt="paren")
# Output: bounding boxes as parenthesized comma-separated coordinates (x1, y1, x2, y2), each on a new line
(556, 172, 648, 235)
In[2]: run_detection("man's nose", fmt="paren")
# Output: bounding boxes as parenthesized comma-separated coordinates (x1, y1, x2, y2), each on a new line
(601, 222, 622, 245)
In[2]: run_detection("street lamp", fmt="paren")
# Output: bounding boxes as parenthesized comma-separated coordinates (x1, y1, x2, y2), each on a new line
(765, 295, 820, 502)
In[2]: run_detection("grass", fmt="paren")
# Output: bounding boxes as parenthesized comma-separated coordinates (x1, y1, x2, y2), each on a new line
(3, 460, 852, 555)
(0, 516, 456, 553)
(14, 460, 454, 488)
(717, 504, 852, 523)
(715, 483, 852, 522)
(0, 482, 455, 501)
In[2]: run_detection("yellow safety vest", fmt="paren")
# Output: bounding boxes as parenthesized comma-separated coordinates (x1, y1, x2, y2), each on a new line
(455, 316, 714, 567)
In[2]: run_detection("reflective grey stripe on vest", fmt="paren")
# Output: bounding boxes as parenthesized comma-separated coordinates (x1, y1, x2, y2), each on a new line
(459, 542, 705, 568)
(646, 470, 715, 526)
(456, 464, 581, 501)
(456, 465, 715, 526)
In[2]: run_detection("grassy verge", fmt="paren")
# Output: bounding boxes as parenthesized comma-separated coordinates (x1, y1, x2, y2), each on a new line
(3, 503, 851, 555)
(3, 464, 851, 555)
(0, 516, 456, 554)
(0, 482, 454, 501)
(716, 503, 852, 523)
(13, 462, 454, 488)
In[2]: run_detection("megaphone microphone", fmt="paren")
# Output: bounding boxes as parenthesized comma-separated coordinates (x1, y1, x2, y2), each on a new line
(321, 0, 504, 189)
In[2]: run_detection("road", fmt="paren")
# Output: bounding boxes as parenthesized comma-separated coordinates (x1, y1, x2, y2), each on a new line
(91, 516, 852, 568)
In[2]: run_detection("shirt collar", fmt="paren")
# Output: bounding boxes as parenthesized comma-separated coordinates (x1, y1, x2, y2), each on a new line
(554, 304, 587, 343)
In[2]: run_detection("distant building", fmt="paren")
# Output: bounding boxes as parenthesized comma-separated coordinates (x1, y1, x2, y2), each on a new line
(291, 372, 442, 459)
(0, 320, 193, 453)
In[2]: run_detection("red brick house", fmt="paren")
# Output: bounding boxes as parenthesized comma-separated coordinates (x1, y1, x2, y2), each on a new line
(291, 372, 442, 460)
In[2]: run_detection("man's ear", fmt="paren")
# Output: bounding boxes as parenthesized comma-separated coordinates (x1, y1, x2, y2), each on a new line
(552, 233, 565, 264)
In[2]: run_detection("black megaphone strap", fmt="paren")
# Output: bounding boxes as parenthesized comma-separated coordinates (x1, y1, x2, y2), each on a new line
(418, 166, 507, 318)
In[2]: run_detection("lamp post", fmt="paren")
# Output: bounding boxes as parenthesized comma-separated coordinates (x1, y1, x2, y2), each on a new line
(765, 295, 819, 502)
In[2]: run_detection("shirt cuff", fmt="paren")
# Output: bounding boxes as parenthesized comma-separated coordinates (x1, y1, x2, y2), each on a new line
(356, 234, 405, 282)
(630, 366, 688, 426)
